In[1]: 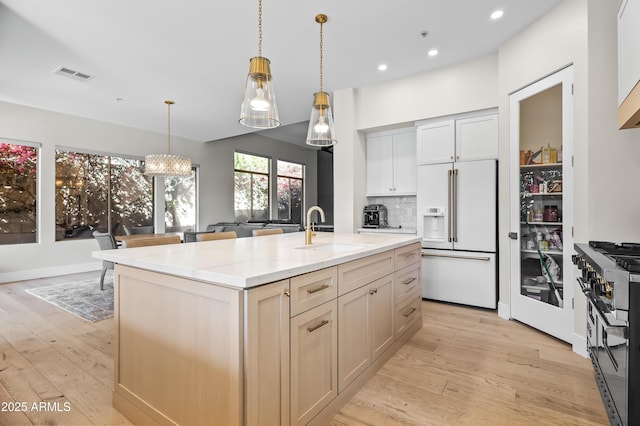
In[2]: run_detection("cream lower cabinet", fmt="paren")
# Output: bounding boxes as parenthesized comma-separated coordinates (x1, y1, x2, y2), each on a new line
(245, 280, 290, 426)
(338, 273, 395, 393)
(290, 300, 338, 425)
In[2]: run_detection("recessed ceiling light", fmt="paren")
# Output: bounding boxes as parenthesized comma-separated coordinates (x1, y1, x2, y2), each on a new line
(428, 49, 438, 57)
(378, 64, 388, 71)
(491, 10, 504, 20)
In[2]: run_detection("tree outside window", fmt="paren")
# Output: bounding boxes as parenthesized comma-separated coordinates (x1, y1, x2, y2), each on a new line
(165, 168, 197, 233)
(277, 160, 303, 224)
(234, 153, 269, 221)
(0, 141, 38, 245)
(55, 150, 153, 239)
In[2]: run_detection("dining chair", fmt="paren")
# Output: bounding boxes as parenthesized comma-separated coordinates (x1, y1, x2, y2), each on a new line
(123, 225, 154, 235)
(93, 230, 118, 290)
(252, 228, 283, 236)
(121, 235, 181, 248)
(197, 231, 238, 241)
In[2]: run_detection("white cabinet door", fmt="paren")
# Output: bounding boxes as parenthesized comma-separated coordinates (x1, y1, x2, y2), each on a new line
(416, 120, 455, 165)
(393, 130, 417, 194)
(619, 0, 640, 105)
(366, 128, 416, 196)
(455, 114, 498, 161)
(366, 134, 394, 195)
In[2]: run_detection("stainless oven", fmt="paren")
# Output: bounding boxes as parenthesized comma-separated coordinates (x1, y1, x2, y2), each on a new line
(575, 242, 639, 426)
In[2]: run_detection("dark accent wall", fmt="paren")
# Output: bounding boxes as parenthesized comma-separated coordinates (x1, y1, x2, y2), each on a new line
(316, 148, 334, 225)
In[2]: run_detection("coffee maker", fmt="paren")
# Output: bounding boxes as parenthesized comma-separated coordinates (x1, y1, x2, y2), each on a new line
(363, 204, 388, 228)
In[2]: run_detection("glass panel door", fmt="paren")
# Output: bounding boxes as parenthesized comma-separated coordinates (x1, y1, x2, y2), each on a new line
(509, 65, 574, 343)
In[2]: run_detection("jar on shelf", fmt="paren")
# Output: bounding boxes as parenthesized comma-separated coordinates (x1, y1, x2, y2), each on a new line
(543, 205, 558, 222)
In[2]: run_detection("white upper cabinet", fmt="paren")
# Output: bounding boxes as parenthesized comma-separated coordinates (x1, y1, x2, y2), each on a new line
(416, 120, 455, 164)
(618, 0, 640, 128)
(365, 127, 416, 196)
(416, 112, 498, 165)
(619, 0, 640, 105)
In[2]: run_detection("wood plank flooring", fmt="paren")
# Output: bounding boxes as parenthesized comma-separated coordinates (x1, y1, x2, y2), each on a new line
(0, 272, 608, 425)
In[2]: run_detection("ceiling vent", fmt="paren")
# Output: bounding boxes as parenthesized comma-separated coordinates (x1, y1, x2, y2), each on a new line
(52, 66, 94, 82)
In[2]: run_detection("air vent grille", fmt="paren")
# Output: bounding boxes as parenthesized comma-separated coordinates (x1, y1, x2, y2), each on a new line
(52, 66, 94, 82)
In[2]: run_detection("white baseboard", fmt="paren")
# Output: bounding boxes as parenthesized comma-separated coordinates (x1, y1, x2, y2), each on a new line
(497, 301, 510, 320)
(0, 262, 101, 284)
(573, 333, 588, 358)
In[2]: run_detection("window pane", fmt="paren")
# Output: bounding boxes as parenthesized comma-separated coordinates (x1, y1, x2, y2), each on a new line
(165, 168, 197, 233)
(234, 152, 270, 221)
(277, 160, 303, 224)
(110, 156, 153, 234)
(277, 160, 303, 178)
(235, 152, 269, 173)
(55, 150, 153, 239)
(0, 142, 38, 244)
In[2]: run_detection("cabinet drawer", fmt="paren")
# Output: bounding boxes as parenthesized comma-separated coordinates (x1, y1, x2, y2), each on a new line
(395, 264, 421, 306)
(394, 243, 421, 270)
(290, 267, 338, 317)
(396, 294, 422, 339)
(338, 251, 394, 296)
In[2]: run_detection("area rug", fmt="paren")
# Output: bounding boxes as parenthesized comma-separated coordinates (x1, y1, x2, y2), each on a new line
(25, 279, 113, 322)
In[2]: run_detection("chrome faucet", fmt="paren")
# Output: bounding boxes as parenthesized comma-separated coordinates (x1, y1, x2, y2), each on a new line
(305, 206, 326, 245)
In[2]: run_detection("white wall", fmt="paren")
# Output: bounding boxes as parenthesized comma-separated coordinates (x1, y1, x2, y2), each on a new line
(0, 101, 317, 282)
(334, 54, 499, 232)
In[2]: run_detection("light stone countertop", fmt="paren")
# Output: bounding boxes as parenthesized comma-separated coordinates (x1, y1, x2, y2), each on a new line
(93, 232, 420, 288)
(357, 227, 417, 235)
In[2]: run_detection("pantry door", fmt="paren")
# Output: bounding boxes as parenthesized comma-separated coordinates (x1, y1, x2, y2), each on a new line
(509, 65, 574, 344)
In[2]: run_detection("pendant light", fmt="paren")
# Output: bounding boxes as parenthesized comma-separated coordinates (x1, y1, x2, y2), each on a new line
(239, 0, 280, 129)
(306, 14, 337, 147)
(144, 100, 192, 177)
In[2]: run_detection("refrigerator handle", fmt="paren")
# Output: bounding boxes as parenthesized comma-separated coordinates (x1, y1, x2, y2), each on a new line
(447, 169, 452, 242)
(452, 168, 458, 242)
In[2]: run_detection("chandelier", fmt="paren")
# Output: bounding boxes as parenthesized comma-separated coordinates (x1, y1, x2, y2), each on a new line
(144, 100, 192, 177)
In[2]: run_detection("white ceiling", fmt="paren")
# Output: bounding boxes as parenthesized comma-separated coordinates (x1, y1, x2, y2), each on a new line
(0, 0, 562, 146)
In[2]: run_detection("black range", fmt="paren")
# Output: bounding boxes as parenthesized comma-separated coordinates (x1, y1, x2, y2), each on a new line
(574, 241, 640, 426)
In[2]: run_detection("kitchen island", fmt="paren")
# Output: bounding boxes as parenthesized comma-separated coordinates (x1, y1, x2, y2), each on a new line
(93, 232, 422, 426)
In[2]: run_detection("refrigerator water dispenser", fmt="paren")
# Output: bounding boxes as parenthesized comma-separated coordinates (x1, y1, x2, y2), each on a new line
(422, 207, 445, 242)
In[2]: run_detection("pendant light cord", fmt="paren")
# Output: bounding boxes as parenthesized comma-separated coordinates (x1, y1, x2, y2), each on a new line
(258, 0, 263, 57)
(166, 100, 173, 155)
(319, 19, 324, 93)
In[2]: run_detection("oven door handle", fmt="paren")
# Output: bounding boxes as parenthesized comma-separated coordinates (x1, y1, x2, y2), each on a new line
(576, 277, 590, 294)
(586, 292, 628, 339)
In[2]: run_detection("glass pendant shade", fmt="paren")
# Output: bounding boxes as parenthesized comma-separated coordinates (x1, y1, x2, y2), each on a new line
(144, 100, 192, 177)
(306, 91, 337, 146)
(239, 57, 280, 129)
(144, 154, 192, 177)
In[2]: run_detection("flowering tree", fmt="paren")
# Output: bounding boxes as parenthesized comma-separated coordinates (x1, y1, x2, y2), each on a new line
(0, 142, 38, 244)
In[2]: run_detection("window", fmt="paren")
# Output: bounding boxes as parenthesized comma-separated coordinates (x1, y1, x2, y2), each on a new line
(55, 149, 153, 239)
(234, 152, 269, 221)
(277, 160, 304, 224)
(0, 141, 38, 245)
(165, 168, 197, 233)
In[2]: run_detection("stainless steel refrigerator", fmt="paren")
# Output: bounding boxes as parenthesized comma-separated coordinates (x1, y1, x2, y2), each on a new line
(417, 159, 497, 309)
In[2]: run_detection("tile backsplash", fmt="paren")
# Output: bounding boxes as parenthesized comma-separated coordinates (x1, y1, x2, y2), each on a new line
(369, 196, 417, 229)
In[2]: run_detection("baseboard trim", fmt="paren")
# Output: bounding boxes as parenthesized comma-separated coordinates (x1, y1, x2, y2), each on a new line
(498, 301, 510, 320)
(573, 333, 588, 358)
(0, 262, 101, 284)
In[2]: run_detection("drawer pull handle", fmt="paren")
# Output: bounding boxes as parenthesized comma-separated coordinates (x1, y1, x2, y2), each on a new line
(284, 289, 291, 297)
(403, 307, 417, 317)
(307, 284, 330, 294)
(402, 277, 416, 285)
(400, 252, 417, 258)
(307, 319, 330, 333)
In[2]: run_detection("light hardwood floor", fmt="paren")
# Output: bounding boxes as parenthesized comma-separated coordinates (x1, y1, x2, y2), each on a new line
(0, 272, 608, 425)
